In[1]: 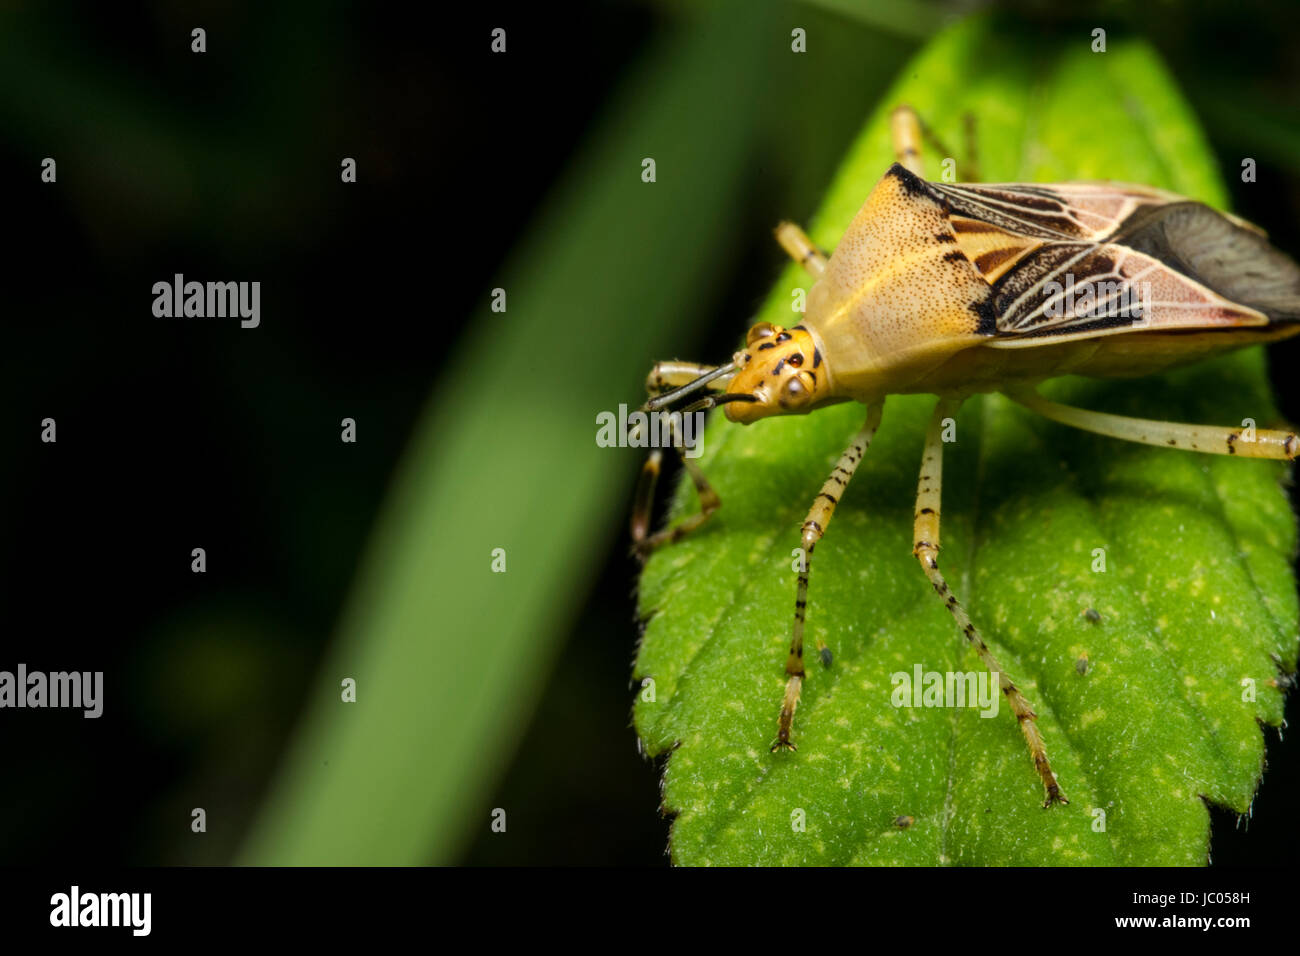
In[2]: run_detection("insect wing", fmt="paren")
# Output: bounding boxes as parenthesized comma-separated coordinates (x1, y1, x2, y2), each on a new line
(987, 239, 1271, 345)
(929, 182, 1300, 345)
(934, 180, 1186, 241)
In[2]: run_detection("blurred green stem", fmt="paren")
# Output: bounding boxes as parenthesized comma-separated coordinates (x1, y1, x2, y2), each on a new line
(238, 0, 776, 865)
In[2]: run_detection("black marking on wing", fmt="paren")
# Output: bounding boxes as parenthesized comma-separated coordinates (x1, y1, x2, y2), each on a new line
(885, 163, 949, 213)
(970, 293, 998, 335)
(931, 182, 1085, 239)
(990, 243, 1134, 337)
(989, 200, 1300, 337)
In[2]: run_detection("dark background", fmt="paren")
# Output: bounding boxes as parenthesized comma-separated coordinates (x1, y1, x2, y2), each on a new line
(2, 0, 1298, 866)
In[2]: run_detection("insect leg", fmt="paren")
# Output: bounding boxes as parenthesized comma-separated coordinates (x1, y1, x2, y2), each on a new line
(913, 397, 1068, 807)
(645, 361, 732, 397)
(774, 221, 828, 278)
(893, 104, 982, 181)
(961, 111, 981, 182)
(1007, 389, 1299, 461)
(890, 105, 925, 178)
(630, 395, 724, 558)
(771, 401, 885, 752)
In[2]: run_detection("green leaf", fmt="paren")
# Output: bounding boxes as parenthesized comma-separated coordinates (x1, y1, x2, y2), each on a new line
(634, 14, 1298, 866)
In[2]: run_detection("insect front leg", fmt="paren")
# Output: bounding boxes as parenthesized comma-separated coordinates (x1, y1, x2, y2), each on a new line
(1007, 388, 1299, 461)
(645, 361, 732, 398)
(771, 401, 885, 752)
(774, 221, 828, 278)
(630, 420, 722, 557)
(913, 397, 1068, 807)
(630, 367, 729, 557)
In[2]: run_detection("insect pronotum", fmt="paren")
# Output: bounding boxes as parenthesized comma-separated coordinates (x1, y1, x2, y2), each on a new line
(630, 105, 1300, 807)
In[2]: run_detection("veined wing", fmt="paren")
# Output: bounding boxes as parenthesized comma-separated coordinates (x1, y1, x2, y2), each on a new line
(984, 239, 1270, 347)
(934, 194, 1300, 346)
(928, 180, 1195, 288)
(933, 180, 1188, 242)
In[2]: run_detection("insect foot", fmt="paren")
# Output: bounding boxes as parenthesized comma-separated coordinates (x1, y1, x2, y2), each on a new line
(1034, 745, 1069, 808)
(770, 678, 803, 753)
(1014, 701, 1068, 808)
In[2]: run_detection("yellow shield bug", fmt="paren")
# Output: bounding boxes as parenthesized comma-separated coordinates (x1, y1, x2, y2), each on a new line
(630, 105, 1300, 808)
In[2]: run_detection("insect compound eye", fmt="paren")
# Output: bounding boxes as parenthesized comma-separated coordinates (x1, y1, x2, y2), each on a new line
(746, 322, 776, 346)
(779, 373, 811, 410)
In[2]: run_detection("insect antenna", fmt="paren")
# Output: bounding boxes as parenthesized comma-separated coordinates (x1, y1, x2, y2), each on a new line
(644, 362, 737, 412)
(678, 393, 756, 413)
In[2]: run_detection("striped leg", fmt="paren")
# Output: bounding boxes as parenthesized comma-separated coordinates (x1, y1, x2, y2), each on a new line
(1007, 388, 1299, 461)
(631, 365, 734, 557)
(772, 401, 885, 752)
(913, 397, 1067, 807)
(645, 361, 733, 398)
(630, 411, 722, 557)
(961, 111, 981, 183)
(891, 104, 980, 181)
(774, 221, 829, 278)
(891, 105, 925, 178)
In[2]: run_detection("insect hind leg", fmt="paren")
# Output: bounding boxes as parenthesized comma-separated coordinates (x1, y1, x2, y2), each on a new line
(1006, 388, 1299, 461)
(913, 397, 1067, 808)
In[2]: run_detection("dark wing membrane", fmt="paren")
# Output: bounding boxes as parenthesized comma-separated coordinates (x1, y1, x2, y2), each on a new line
(1113, 201, 1300, 322)
(982, 201, 1300, 345)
